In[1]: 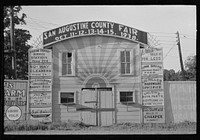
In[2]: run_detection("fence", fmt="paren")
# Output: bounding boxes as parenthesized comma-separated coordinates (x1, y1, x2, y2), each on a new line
(164, 81, 196, 123)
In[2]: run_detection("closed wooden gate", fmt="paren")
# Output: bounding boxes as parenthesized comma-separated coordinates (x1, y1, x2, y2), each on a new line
(81, 88, 115, 126)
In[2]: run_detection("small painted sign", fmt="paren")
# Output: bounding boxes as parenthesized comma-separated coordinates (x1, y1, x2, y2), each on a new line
(141, 63, 163, 76)
(6, 106, 22, 121)
(142, 77, 163, 90)
(142, 91, 164, 106)
(30, 107, 52, 122)
(43, 21, 148, 46)
(141, 48, 163, 63)
(29, 64, 52, 77)
(30, 92, 52, 108)
(29, 48, 52, 63)
(29, 79, 52, 91)
(143, 106, 165, 123)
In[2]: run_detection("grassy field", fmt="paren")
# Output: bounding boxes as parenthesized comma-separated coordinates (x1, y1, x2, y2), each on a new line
(4, 120, 196, 135)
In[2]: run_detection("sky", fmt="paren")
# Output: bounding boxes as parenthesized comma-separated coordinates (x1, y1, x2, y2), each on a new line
(17, 5, 196, 72)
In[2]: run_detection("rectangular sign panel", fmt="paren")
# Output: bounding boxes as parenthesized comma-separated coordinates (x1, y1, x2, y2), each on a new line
(30, 92, 52, 108)
(4, 80, 28, 121)
(141, 63, 163, 76)
(43, 21, 148, 46)
(29, 79, 52, 91)
(141, 48, 163, 63)
(30, 107, 52, 122)
(141, 47, 165, 123)
(143, 107, 165, 123)
(29, 64, 52, 77)
(28, 48, 52, 122)
(29, 49, 52, 63)
(142, 77, 163, 90)
(142, 91, 164, 106)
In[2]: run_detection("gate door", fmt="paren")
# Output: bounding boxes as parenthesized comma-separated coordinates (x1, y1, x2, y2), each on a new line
(81, 88, 115, 126)
(81, 89, 96, 126)
(99, 88, 114, 126)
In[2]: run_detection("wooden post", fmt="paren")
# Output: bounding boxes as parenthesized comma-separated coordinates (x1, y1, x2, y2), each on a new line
(95, 88, 98, 126)
(10, 6, 17, 79)
(176, 31, 186, 80)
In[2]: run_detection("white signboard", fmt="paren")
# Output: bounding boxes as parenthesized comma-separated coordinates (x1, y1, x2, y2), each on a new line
(28, 48, 52, 122)
(29, 64, 52, 76)
(30, 92, 52, 108)
(6, 106, 22, 121)
(142, 77, 163, 90)
(30, 107, 52, 122)
(141, 48, 163, 63)
(141, 64, 163, 76)
(29, 49, 52, 63)
(143, 107, 165, 123)
(29, 79, 52, 91)
(142, 91, 164, 106)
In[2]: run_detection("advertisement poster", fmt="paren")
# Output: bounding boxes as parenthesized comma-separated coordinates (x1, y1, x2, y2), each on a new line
(141, 63, 163, 76)
(142, 77, 163, 90)
(29, 79, 52, 91)
(143, 107, 165, 123)
(141, 47, 165, 123)
(30, 107, 52, 122)
(142, 91, 164, 106)
(29, 64, 52, 77)
(141, 48, 163, 63)
(29, 48, 52, 63)
(30, 92, 52, 108)
(4, 80, 28, 121)
(29, 48, 52, 122)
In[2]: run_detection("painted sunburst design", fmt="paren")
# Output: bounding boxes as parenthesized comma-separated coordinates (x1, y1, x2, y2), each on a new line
(52, 35, 137, 88)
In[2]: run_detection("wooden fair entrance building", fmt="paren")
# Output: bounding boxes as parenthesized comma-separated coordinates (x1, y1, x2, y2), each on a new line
(34, 21, 164, 126)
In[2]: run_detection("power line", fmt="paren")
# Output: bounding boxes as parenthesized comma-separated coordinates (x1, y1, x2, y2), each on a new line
(163, 43, 176, 60)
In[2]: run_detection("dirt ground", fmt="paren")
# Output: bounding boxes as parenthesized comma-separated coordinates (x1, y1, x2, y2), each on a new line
(4, 128, 196, 135)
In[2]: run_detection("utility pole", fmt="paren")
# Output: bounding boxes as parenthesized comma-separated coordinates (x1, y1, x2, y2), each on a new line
(10, 6, 17, 79)
(176, 31, 186, 80)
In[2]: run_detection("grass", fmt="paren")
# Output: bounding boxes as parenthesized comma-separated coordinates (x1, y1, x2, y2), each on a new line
(4, 120, 196, 132)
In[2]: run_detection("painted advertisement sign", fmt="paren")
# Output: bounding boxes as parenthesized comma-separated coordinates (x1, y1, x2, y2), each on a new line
(43, 21, 148, 46)
(29, 48, 52, 63)
(30, 107, 52, 122)
(141, 63, 163, 76)
(29, 48, 52, 122)
(141, 48, 163, 63)
(29, 64, 52, 77)
(143, 107, 165, 123)
(141, 47, 165, 123)
(142, 91, 164, 106)
(30, 92, 52, 108)
(29, 79, 52, 91)
(4, 80, 28, 121)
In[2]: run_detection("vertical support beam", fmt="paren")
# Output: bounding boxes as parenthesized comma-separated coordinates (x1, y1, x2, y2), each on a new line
(114, 85, 117, 124)
(95, 88, 98, 126)
(99, 90, 101, 126)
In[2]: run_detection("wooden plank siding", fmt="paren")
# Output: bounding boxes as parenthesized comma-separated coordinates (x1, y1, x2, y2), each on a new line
(51, 35, 141, 123)
(164, 81, 196, 123)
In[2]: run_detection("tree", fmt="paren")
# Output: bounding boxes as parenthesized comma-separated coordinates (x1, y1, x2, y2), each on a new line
(184, 55, 196, 81)
(4, 6, 32, 79)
